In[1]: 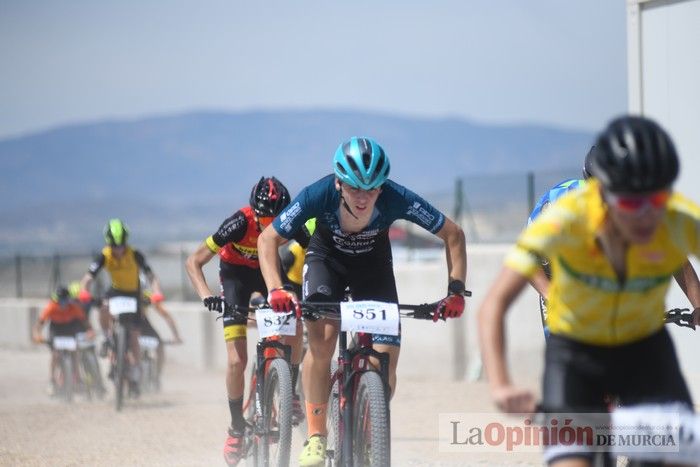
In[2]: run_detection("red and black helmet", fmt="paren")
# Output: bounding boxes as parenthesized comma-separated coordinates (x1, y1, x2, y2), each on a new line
(249, 176, 291, 217)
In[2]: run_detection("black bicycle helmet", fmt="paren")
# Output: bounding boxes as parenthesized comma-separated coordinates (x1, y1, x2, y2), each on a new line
(249, 177, 291, 217)
(104, 218, 129, 246)
(590, 115, 679, 193)
(582, 145, 597, 180)
(52, 286, 70, 303)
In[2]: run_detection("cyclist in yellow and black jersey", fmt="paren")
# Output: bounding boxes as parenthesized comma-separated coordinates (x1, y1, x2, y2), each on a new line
(479, 116, 700, 466)
(78, 219, 164, 395)
(279, 218, 316, 297)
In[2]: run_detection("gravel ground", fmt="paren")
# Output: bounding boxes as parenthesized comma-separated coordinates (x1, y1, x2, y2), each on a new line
(0, 347, 543, 466)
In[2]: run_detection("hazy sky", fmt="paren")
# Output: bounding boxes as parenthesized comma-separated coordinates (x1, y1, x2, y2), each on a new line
(0, 0, 627, 139)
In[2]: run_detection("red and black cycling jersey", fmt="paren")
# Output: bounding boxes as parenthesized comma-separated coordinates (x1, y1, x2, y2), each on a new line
(205, 206, 262, 268)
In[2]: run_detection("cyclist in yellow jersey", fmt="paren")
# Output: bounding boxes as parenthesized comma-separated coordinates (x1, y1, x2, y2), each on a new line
(478, 116, 700, 466)
(78, 219, 164, 393)
(279, 218, 316, 296)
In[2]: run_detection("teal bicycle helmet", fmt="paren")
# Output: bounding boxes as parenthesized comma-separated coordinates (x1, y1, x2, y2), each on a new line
(333, 137, 390, 190)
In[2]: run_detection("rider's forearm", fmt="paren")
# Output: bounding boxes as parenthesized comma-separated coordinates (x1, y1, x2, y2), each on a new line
(445, 225, 467, 283)
(478, 296, 511, 389)
(79, 273, 93, 291)
(258, 228, 285, 292)
(149, 275, 163, 296)
(165, 316, 181, 339)
(185, 254, 214, 299)
(478, 267, 527, 390)
(675, 260, 700, 309)
(32, 321, 43, 340)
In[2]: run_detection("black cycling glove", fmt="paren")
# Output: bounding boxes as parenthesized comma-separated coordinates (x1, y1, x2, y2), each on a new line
(203, 295, 224, 312)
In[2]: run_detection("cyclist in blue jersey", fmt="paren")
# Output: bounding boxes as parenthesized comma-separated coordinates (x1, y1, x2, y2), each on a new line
(528, 156, 591, 338)
(258, 136, 467, 466)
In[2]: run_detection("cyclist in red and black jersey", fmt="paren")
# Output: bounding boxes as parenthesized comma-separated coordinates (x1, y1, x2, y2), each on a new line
(186, 176, 304, 467)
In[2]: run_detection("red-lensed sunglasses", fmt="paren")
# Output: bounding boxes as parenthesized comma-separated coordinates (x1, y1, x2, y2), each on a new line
(605, 190, 671, 212)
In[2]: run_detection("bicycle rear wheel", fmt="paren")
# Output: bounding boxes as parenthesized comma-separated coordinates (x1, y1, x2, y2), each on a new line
(140, 354, 156, 394)
(352, 371, 389, 467)
(255, 358, 293, 467)
(79, 350, 94, 400)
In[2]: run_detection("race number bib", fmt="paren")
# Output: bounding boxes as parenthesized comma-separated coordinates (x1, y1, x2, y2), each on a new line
(108, 296, 138, 316)
(611, 403, 700, 462)
(53, 336, 77, 351)
(340, 301, 399, 336)
(255, 308, 297, 338)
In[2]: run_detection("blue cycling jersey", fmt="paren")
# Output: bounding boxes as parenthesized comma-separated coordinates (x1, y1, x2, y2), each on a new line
(272, 174, 446, 256)
(528, 178, 585, 339)
(528, 178, 585, 224)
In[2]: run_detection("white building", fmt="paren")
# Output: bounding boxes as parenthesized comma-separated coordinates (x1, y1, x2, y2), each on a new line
(627, 0, 700, 199)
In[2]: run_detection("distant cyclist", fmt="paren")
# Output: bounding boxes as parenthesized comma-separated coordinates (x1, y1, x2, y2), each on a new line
(32, 286, 96, 396)
(479, 116, 700, 466)
(78, 219, 164, 394)
(258, 136, 467, 466)
(140, 290, 183, 387)
(68, 280, 94, 318)
(185, 176, 305, 467)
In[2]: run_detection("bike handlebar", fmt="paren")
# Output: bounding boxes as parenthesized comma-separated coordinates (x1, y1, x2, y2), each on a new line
(220, 290, 472, 322)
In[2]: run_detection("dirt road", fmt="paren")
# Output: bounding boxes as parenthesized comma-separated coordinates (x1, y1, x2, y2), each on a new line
(0, 347, 542, 466)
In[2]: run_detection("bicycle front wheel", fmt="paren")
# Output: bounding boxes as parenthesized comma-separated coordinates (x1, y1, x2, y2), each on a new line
(352, 371, 390, 467)
(60, 352, 74, 403)
(255, 358, 293, 467)
(327, 361, 342, 466)
(114, 326, 128, 411)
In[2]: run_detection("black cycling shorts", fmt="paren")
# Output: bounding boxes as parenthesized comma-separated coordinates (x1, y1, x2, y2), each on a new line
(219, 261, 267, 340)
(541, 328, 692, 463)
(543, 327, 692, 411)
(49, 320, 86, 348)
(104, 287, 143, 324)
(139, 316, 160, 340)
(303, 247, 401, 347)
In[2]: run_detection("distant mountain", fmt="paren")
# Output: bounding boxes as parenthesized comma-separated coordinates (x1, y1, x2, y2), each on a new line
(0, 110, 592, 253)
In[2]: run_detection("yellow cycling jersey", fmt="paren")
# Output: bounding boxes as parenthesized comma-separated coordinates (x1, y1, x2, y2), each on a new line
(505, 179, 700, 345)
(100, 246, 142, 292)
(285, 242, 306, 285)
